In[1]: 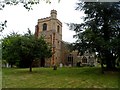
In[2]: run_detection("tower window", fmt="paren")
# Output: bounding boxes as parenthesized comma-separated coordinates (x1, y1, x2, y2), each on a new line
(58, 41, 59, 46)
(57, 25, 60, 33)
(43, 23, 47, 31)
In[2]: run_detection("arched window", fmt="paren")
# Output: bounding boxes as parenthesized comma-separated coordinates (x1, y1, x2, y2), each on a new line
(68, 54, 73, 66)
(57, 25, 60, 33)
(68, 54, 73, 62)
(43, 23, 47, 31)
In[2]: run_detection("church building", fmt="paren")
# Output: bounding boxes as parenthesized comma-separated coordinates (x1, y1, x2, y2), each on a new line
(35, 10, 62, 66)
(35, 10, 97, 67)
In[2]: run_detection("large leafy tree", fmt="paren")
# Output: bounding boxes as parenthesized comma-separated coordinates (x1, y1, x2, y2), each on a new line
(2, 30, 52, 72)
(19, 30, 52, 71)
(2, 32, 21, 67)
(69, 2, 120, 71)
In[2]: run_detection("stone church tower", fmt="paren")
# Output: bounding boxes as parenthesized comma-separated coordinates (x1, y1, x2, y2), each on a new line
(35, 10, 62, 66)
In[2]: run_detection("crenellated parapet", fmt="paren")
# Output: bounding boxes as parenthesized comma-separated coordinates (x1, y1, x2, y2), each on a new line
(38, 17, 51, 23)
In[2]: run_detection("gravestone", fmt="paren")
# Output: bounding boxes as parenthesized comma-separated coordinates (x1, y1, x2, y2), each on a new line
(60, 63, 63, 67)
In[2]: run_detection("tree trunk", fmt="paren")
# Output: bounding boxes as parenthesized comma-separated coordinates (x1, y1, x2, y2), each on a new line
(111, 57, 116, 68)
(106, 54, 116, 71)
(10, 64, 13, 68)
(29, 60, 33, 72)
(101, 59, 104, 74)
(29, 65, 32, 72)
(106, 59, 112, 69)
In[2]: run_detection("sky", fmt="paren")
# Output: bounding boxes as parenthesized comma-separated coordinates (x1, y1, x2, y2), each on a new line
(0, 0, 84, 43)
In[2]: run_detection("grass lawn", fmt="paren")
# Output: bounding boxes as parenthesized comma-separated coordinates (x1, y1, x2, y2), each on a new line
(2, 67, 119, 88)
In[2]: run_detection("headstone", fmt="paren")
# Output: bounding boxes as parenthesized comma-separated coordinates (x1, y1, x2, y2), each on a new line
(6, 63, 9, 68)
(69, 64, 72, 67)
(60, 63, 63, 67)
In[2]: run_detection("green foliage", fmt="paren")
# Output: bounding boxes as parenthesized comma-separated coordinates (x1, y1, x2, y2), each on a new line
(2, 30, 52, 71)
(69, 2, 120, 70)
(2, 32, 21, 67)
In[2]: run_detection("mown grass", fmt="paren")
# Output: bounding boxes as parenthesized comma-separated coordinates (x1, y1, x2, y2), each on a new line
(2, 67, 119, 88)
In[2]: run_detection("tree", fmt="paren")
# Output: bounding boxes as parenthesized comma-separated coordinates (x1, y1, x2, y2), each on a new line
(2, 32, 21, 67)
(0, 0, 52, 10)
(19, 30, 52, 71)
(68, 2, 120, 71)
(2, 30, 52, 71)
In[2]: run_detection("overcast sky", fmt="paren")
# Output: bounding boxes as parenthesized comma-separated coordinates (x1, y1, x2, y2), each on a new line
(0, 0, 84, 43)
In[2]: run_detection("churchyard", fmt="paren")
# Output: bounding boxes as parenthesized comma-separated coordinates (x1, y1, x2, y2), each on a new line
(2, 67, 119, 88)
